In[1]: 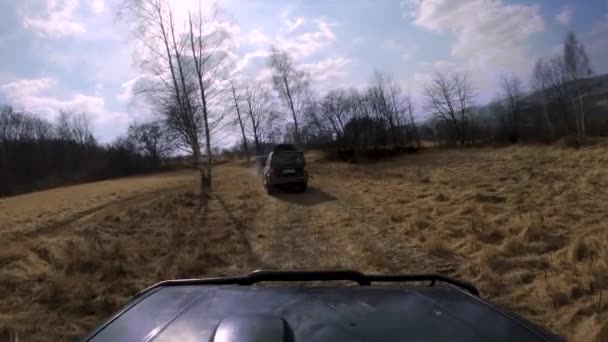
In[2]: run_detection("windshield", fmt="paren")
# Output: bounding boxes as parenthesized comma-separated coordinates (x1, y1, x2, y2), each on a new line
(0, 0, 607, 341)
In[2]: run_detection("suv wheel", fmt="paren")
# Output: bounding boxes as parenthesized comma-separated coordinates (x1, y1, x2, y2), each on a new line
(298, 182, 308, 193)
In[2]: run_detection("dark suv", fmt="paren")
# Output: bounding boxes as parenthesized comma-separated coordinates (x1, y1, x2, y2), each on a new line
(263, 149, 308, 193)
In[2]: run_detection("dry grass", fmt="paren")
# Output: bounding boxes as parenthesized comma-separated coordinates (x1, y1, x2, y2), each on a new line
(1, 145, 607, 340)
(310, 145, 608, 341)
(0, 170, 197, 235)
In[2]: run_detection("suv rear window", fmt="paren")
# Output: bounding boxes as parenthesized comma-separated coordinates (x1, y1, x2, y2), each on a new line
(271, 152, 305, 165)
(273, 144, 297, 152)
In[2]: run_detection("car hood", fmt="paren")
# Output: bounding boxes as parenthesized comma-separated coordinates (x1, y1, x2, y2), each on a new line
(85, 285, 560, 342)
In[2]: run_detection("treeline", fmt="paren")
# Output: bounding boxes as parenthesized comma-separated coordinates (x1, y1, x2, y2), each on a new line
(225, 50, 420, 162)
(224, 31, 606, 163)
(0, 106, 169, 197)
(297, 71, 420, 161)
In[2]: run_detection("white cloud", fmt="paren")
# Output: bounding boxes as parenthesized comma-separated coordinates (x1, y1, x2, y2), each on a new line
(0, 77, 129, 142)
(408, 0, 544, 59)
(284, 17, 305, 33)
(254, 67, 273, 83)
(0, 77, 56, 97)
(90, 0, 104, 14)
(1, 77, 101, 121)
(301, 57, 353, 91)
(234, 50, 271, 74)
(402, 0, 545, 101)
(23, 0, 86, 37)
(115, 74, 164, 107)
(247, 29, 270, 44)
(556, 6, 573, 26)
(276, 18, 337, 58)
(117, 79, 137, 103)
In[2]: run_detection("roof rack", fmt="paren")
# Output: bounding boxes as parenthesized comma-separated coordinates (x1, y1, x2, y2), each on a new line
(134, 270, 480, 299)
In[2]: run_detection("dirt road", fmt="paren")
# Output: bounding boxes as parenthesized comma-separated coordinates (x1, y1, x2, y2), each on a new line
(234, 170, 444, 274)
(1, 146, 608, 341)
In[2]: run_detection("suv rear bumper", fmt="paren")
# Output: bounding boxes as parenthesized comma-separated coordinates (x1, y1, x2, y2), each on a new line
(267, 176, 307, 186)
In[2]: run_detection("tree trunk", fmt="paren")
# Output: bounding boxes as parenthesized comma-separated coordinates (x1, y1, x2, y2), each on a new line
(541, 102, 555, 140)
(191, 141, 207, 196)
(204, 136, 212, 188)
(246, 102, 263, 155)
(282, 76, 301, 148)
(412, 124, 421, 149)
(460, 111, 467, 145)
(577, 90, 586, 141)
(230, 83, 250, 161)
(573, 100, 581, 139)
(188, 13, 212, 191)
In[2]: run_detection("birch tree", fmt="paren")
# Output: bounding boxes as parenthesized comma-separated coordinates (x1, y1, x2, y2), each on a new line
(563, 31, 593, 140)
(268, 47, 310, 148)
(243, 80, 277, 155)
(531, 58, 555, 138)
(120, 0, 232, 194)
(229, 80, 250, 161)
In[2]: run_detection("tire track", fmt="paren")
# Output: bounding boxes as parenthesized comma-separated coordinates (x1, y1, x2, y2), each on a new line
(2, 185, 192, 244)
(0, 185, 193, 269)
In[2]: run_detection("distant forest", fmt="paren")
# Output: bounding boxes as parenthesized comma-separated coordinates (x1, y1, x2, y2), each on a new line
(0, 108, 169, 197)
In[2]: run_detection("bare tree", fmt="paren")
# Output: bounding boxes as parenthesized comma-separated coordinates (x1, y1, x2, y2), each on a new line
(0, 106, 54, 142)
(543, 56, 573, 134)
(268, 47, 310, 148)
(243, 80, 278, 154)
(453, 72, 473, 144)
(367, 71, 414, 148)
(405, 92, 420, 148)
(229, 80, 250, 161)
(424, 71, 473, 145)
(128, 120, 169, 164)
(121, 0, 232, 194)
(55, 110, 73, 142)
(499, 74, 524, 143)
(71, 112, 95, 146)
(120, 0, 202, 192)
(563, 31, 593, 140)
(187, 2, 233, 188)
(531, 58, 555, 139)
(55, 110, 95, 145)
(319, 89, 351, 141)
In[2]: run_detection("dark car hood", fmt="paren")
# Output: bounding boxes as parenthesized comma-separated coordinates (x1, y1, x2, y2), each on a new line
(85, 285, 559, 342)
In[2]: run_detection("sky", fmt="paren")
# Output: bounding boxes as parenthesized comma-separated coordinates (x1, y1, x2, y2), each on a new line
(0, 0, 607, 143)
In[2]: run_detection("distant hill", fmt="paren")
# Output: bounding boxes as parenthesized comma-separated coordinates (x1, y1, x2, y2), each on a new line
(472, 73, 608, 123)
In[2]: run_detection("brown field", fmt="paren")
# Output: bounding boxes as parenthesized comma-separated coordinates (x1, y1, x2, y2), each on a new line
(1, 146, 607, 341)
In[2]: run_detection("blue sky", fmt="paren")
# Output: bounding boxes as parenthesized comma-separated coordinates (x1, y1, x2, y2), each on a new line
(1, 0, 607, 143)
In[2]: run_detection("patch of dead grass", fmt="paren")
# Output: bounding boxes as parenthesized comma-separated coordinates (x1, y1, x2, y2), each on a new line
(311, 145, 608, 340)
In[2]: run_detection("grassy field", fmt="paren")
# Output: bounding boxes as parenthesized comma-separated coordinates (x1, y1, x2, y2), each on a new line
(0, 145, 607, 341)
